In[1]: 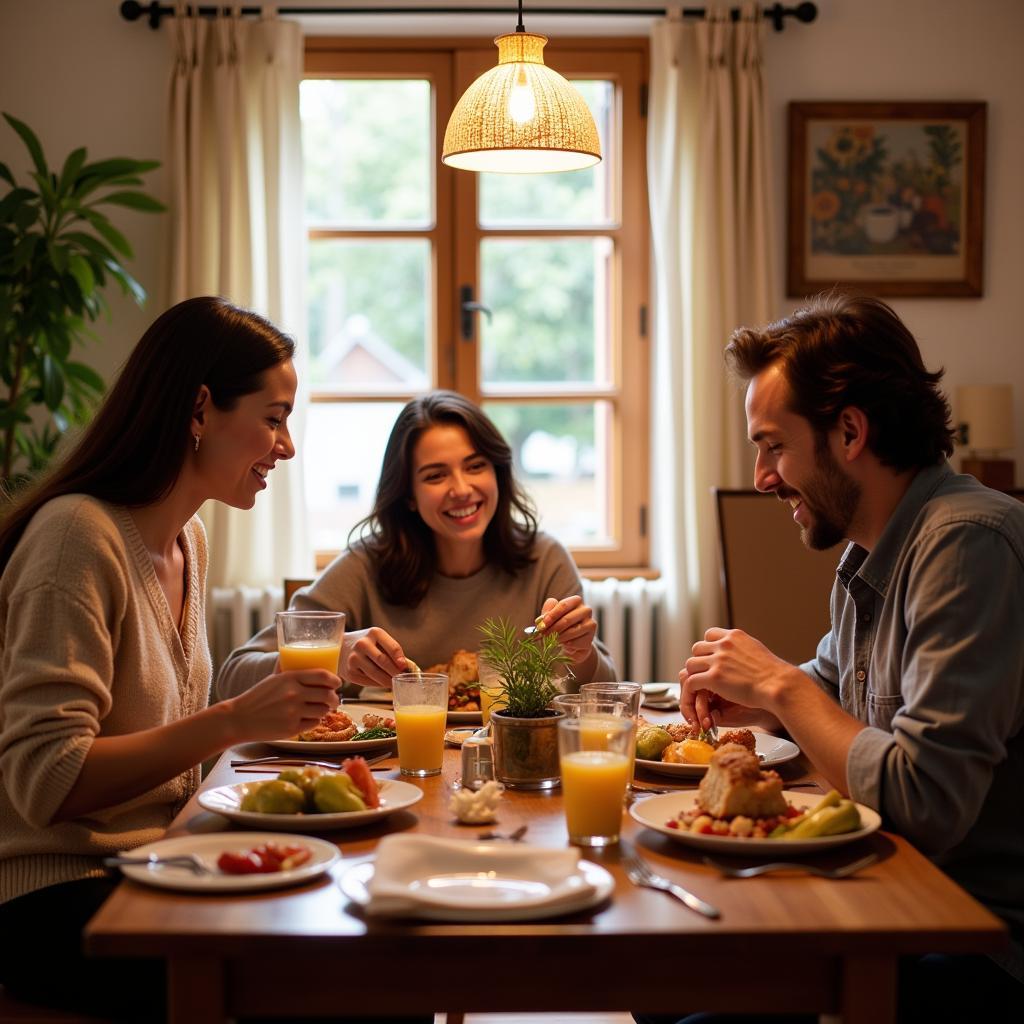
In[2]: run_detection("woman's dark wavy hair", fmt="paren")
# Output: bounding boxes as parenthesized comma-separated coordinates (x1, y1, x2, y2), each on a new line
(352, 390, 538, 607)
(725, 292, 955, 471)
(0, 296, 294, 571)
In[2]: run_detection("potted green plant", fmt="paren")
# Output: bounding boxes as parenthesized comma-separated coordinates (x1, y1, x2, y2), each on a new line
(478, 616, 573, 790)
(0, 112, 164, 489)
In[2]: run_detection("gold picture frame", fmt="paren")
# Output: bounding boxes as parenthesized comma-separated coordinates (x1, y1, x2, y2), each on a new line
(787, 101, 986, 297)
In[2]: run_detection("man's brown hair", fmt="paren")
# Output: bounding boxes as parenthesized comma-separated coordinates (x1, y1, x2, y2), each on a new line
(725, 292, 955, 471)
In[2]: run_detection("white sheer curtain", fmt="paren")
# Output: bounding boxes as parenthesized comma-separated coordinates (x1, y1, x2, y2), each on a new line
(648, 4, 776, 673)
(165, 4, 311, 589)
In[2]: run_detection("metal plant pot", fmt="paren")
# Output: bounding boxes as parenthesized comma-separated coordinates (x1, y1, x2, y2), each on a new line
(490, 708, 564, 790)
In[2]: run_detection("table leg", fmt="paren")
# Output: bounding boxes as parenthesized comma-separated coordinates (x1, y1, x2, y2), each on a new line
(819, 954, 897, 1024)
(167, 956, 224, 1024)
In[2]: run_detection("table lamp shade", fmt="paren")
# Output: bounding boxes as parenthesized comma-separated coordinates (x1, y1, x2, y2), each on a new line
(442, 32, 602, 174)
(957, 384, 1014, 452)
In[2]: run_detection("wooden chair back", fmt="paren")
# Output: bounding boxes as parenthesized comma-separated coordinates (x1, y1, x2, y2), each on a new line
(715, 489, 842, 665)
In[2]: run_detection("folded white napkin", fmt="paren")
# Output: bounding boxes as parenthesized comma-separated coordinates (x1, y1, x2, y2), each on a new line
(364, 834, 592, 918)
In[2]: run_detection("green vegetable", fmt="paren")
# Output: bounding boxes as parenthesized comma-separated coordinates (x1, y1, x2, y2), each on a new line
(353, 726, 396, 740)
(253, 779, 305, 815)
(636, 726, 673, 761)
(780, 798, 861, 840)
(313, 772, 367, 813)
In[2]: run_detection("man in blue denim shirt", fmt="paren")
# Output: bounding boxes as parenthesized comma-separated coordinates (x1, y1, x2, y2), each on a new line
(666, 293, 1023, 1023)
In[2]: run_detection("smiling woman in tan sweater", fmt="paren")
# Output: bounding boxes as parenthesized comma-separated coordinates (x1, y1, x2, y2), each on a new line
(0, 297, 339, 1020)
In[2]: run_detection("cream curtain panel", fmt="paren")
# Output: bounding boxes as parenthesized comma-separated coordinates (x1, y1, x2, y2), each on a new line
(648, 4, 776, 673)
(165, 4, 311, 589)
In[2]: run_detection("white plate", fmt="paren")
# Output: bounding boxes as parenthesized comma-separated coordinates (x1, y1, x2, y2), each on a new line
(115, 832, 339, 892)
(641, 683, 671, 696)
(444, 727, 480, 747)
(629, 790, 881, 855)
(197, 778, 423, 831)
(339, 859, 612, 921)
(263, 704, 398, 754)
(636, 733, 800, 778)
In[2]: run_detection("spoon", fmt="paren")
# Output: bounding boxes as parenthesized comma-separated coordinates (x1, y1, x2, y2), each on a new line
(522, 614, 547, 636)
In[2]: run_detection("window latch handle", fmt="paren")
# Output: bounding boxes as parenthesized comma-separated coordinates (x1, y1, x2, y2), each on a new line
(460, 284, 492, 340)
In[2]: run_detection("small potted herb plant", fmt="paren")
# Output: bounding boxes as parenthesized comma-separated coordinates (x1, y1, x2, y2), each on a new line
(478, 616, 573, 790)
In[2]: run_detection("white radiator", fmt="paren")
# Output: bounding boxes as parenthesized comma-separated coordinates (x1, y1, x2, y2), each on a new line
(582, 577, 665, 684)
(208, 585, 283, 672)
(209, 577, 665, 682)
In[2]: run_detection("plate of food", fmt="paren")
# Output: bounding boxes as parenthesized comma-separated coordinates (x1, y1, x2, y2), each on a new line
(634, 724, 799, 778)
(264, 705, 397, 753)
(198, 760, 423, 831)
(423, 649, 483, 723)
(629, 743, 880, 855)
(110, 832, 340, 893)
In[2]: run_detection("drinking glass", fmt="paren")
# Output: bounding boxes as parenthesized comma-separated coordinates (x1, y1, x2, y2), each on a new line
(392, 672, 449, 777)
(276, 610, 345, 674)
(580, 681, 642, 780)
(477, 659, 505, 725)
(558, 714, 635, 847)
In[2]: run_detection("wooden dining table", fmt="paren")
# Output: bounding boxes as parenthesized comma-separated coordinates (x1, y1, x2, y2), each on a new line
(85, 712, 1006, 1024)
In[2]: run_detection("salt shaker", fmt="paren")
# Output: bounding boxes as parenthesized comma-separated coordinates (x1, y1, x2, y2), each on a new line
(460, 735, 495, 790)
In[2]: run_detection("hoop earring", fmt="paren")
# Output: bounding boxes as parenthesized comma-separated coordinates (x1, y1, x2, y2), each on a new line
(193, 433, 201, 453)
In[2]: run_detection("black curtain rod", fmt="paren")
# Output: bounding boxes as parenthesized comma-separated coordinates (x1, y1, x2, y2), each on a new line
(119, 1, 818, 33)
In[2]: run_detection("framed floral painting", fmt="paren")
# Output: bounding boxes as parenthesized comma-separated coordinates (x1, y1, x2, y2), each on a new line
(787, 102, 986, 297)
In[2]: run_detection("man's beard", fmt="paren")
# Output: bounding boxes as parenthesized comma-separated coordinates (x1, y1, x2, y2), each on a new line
(792, 441, 861, 550)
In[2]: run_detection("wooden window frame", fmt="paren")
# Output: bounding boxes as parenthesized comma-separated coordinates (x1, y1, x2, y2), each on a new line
(304, 37, 650, 571)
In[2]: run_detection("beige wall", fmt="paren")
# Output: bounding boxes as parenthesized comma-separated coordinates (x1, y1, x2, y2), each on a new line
(2, 0, 1023, 474)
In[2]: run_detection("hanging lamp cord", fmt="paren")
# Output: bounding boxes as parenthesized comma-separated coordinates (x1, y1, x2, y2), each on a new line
(517, 0, 525, 33)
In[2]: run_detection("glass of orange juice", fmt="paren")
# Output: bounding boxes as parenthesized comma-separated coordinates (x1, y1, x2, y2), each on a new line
(558, 713, 635, 847)
(580, 681, 642, 781)
(392, 671, 449, 777)
(477, 658, 506, 725)
(276, 610, 345, 674)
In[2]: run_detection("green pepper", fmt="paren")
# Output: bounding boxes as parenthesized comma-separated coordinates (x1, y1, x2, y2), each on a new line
(781, 799, 861, 840)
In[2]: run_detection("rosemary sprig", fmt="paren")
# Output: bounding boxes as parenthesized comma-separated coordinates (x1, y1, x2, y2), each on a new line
(477, 616, 573, 718)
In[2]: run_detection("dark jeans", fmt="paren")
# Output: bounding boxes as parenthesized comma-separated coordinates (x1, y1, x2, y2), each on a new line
(0, 876, 166, 1022)
(0, 876, 433, 1023)
(631, 950, 1024, 1024)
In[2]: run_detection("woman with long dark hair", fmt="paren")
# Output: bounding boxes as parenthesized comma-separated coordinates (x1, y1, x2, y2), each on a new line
(0, 296, 339, 1019)
(218, 390, 616, 697)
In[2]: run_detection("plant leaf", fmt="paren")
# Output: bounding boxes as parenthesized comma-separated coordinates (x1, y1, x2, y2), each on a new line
(40, 354, 65, 410)
(78, 210, 132, 257)
(103, 260, 146, 305)
(90, 190, 165, 213)
(65, 360, 105, 393)
(0, 161, 14, 185)
(0, 187, 37, 222)
(57, 146, 88, 196)
(3, 113, 48, 178)
(67, 254, 96, 298)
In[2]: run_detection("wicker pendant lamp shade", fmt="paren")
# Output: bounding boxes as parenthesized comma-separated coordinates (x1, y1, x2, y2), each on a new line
(442, 31, 602, 174)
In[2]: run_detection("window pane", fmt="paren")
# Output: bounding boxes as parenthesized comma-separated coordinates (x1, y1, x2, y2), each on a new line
(300, 79, 431, 226)
(478, 80, 613, 227)
(484, 401, 610, 547)
(307, 239, 430, 389)
(480, 237, 612, 386)
(303, 402, 403, 552)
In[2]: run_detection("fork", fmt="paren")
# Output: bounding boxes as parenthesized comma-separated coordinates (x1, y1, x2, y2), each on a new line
(230, 750, 391, 770)
(702, 852, 879, 879)
(621, 846, 720, 919)
(476, 824, 529, 842)
(104, 853, 210, 875)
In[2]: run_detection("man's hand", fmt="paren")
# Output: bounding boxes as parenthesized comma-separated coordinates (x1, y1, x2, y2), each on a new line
(681, 627, 797, 727)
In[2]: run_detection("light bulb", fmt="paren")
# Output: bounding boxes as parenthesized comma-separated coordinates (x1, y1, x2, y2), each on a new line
(508, 64, 536, 124)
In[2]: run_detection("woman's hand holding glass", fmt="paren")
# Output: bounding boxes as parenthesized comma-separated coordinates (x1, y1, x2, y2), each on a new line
(538, 595, 598, 665)
(340, 626, 410, 690)
(225, 670, 340, 742)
